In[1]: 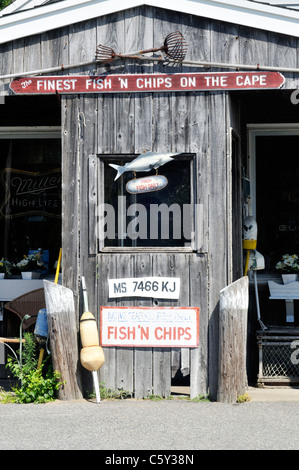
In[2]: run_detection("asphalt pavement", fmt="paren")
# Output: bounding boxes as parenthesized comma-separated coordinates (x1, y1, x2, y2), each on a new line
(1, 387, 299, 451)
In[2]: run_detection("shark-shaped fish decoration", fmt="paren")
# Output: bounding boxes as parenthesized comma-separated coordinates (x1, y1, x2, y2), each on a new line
(109, 151, 181, 181)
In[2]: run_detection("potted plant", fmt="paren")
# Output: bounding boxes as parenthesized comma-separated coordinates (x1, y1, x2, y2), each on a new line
(275, 254, 299, 283)
(16, 252, 46, 279)
(0, 258, 12, 279)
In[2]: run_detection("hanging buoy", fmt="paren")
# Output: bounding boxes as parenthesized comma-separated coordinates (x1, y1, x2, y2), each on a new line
(80, 311, 100, 347)
(79, 311, 105, 371)
(249, 250, 265, 271)
(243, 216, 257, 275)
(80, 277, 105, 403)
(243, 215, 257, 245)
(80, 345, 105, 372)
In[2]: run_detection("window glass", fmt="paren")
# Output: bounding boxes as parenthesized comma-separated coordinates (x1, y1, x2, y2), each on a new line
(102, 155, 193, 248)
(0, 138, 61, 273)
(256, 135, 299, 271)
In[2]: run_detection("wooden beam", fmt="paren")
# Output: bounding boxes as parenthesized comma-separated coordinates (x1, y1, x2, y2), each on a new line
(44, 280, 83, 400)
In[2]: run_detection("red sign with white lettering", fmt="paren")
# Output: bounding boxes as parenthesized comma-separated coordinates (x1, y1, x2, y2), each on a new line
(10, 72, 285, 94)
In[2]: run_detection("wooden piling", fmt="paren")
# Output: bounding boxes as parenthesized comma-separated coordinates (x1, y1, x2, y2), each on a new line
(44, 280, 83, 400)
(217, 277, 249, 403)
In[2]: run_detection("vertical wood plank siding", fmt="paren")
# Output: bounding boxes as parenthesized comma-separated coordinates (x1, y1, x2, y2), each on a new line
(3, 6, 299, 399)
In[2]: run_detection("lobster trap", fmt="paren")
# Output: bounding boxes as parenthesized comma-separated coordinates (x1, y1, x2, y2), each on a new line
(257, 328, 299, 385)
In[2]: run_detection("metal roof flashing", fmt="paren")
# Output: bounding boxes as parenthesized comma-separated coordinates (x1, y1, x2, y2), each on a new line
(1, 0, 299, 45)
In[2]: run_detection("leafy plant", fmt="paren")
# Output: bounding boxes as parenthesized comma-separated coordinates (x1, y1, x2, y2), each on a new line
(275, 254, 299, 273)
(146, 394, 164, 401)
(19, 331, 38, 372)
(0, 258, 13, 275)
(0, 0, 12, 10)
(4, 332, 64, 404)
(236, 392, 251, 403)
(101, 383, 132, 400)
(88, 382, 133, 400)
(146, 393, 210, 402)
(0, 387, 16, 403)
(10, 366, 63, 404)
(190, 394, 210, 402)
(16, 252, 46, 273)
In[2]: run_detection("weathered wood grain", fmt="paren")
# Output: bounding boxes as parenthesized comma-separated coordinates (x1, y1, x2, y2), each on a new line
(3, 8, 299, 91)
(44, 280, 83, 400)
(207, 91, 228, 400)
(134, 253, 153, 398)
(97, 254, 117, 391)
(4, 7, 291, 401)
(190, 254, 208, 398)
(41, 27, 69, 70)
(61, 95, 80, 302)
(217, 277, 249, 403)
(115, 254, 134, 393)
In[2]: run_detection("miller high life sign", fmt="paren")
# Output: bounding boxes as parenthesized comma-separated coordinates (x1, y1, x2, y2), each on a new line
(10, 71, 285, 94)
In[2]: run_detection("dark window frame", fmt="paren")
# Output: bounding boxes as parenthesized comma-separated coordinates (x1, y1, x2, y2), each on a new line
(97, 153, 197, 253)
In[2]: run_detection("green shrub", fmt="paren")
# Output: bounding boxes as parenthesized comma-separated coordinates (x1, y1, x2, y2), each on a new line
(10, 365, 64, 404)
(5, 332, 65, 404)
(0, 1, 12, 11)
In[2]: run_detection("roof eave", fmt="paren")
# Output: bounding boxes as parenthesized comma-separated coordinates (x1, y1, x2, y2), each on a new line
(1, 0, 299, 45)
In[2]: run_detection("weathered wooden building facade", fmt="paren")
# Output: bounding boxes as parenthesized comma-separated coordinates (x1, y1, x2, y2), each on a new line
(1, 0, 299, 400)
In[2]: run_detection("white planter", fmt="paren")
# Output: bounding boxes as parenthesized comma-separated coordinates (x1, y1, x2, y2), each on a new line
(282, 274, 297, 284)
(0, 273, 5, 279)
(268, 279, 299, 299)
(21, 272, 40, 280)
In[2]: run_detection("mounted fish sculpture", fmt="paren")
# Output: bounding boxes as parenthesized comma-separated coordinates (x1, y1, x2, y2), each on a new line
(109, 151, 182, 181)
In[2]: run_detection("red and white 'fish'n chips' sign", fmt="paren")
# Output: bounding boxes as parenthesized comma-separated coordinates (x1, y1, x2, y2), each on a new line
(10, 72, 285, 94)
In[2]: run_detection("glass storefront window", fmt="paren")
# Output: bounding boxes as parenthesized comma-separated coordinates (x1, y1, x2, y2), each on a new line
(256, 135, 299, 271)
(0, 129, 61, 274)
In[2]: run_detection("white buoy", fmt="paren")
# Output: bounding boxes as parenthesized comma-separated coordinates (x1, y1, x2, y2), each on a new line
(250, 250, 267, 330)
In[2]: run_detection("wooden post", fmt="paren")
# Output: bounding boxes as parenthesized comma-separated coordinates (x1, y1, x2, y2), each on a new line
(44, 280, 83, 400)
(217, 276, 249, 403)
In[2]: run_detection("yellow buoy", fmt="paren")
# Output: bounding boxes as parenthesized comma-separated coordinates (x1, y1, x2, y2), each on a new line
(80, 346, 105, 372)
(80, 277, 105, 403)
(243, 216, 257, 275)
(80, 311, 100, 348)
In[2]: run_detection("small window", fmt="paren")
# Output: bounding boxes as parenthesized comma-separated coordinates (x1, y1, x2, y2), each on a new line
(98, 153, 195, 250)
